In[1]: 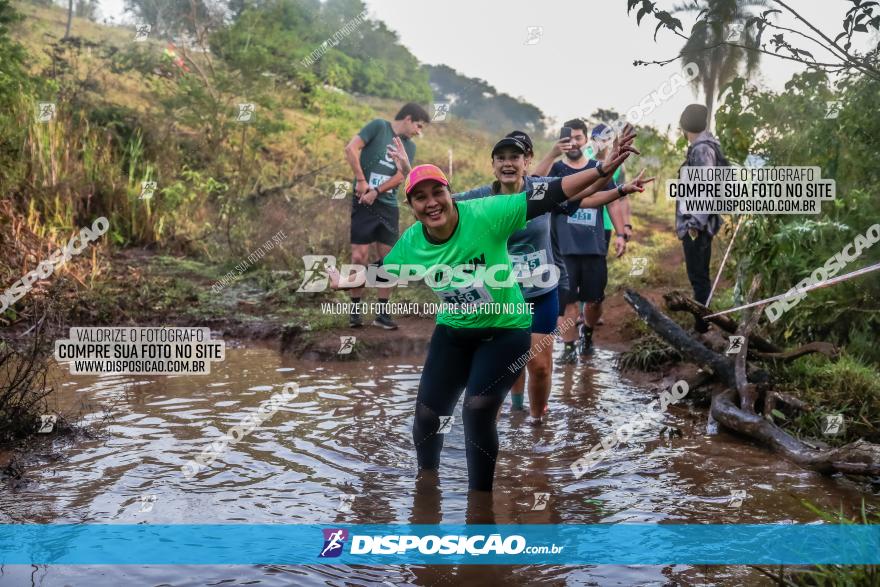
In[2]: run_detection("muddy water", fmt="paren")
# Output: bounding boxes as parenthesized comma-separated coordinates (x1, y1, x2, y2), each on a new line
(2, 343, 877, 586)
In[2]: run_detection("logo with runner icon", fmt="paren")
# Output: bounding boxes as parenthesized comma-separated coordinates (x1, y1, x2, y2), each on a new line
(726, 335, 745, 355)
(319, 528, 349, 558)
(825, 101, 842, 119)
(629, 257, 648, 276)
(727, 489, 747, 508)
(532, 492, 550, 511)
(437, 416, 454, 434)
(331, 181, 349, 199)
(822, 413, 844, 436)
(297, 255, 335, 292)
(337, 494, 355, 513)
(726, 24, 744, 42)
(529, 181, 548, 201)
(338, 336, 356, 355)
(37, 102, 56, 123)
(524, 25, 543, 45)
(134, 23, 151, 41)
(140, 181, 157, 200)
(139, 494, 157, 512)
(432, 102, 450, 122)
(38, 414, 57, 433)
(237, 103, 255, 123)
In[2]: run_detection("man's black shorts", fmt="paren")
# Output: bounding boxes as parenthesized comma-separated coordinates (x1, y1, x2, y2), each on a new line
(350, 195, 399, 246)
(563, 254, 608, 304)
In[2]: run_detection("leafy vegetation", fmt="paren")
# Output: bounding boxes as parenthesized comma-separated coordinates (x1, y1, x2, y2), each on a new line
(715, 69, 880, 361)
(774, 353, 880, 444)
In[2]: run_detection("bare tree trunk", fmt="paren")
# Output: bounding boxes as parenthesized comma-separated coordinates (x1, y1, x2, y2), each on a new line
(64, 0, 73, 39)
(705, 68, 717, 131)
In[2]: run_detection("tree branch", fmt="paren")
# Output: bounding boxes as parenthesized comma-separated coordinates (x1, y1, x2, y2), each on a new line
(771, 0, 880, 78)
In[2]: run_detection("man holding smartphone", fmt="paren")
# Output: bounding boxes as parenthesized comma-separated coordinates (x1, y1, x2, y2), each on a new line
(343, 103, 430, 329)
(535, 119, 630, 361)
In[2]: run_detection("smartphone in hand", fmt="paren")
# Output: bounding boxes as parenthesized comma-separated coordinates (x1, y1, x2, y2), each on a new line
(560, 126, 573, 140)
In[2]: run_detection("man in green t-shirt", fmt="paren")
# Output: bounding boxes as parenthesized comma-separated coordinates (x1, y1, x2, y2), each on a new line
(587, 125, 633, 247)
(585, 125, 633, 328)
(343, 103, 430, 330)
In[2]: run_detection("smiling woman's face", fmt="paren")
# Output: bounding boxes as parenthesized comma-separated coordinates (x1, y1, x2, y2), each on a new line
(492, 147, 528, 184)
(407, 180, 454, 229)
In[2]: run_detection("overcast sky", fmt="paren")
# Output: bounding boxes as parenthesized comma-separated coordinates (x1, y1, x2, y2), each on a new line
(96, 0, 859, 131)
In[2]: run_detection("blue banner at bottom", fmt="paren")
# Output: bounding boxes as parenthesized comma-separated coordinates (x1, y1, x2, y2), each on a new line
(1, 524, 877, 565)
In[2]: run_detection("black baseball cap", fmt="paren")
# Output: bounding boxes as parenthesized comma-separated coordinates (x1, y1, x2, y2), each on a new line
(505, 130, 533, 155)
(491, 136, 529, 157)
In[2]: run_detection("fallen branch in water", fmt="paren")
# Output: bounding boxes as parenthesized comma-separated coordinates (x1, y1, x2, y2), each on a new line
(623, 288, 880, 477)
(663, 290, 839, 361)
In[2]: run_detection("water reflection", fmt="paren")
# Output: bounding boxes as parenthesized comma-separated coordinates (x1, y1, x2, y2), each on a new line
(1, 343, 876, 585)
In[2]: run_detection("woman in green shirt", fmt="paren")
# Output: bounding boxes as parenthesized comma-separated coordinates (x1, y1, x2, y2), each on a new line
(329, 133, 653, 491)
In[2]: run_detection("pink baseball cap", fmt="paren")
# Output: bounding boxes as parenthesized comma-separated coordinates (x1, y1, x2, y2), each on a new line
(405, 164, 449, 196)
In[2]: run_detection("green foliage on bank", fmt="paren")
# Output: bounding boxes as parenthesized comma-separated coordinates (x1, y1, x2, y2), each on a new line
(715, 69, 880, 363)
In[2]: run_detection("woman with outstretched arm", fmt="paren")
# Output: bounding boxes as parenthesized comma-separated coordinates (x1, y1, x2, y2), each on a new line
(327, 131, 653, 491)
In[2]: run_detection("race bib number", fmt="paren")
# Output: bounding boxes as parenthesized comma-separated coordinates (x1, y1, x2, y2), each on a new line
(437, 285, 493, 307)
(368, 172, 392, 189)
(567, 208, 598, 226)
(510, 250, 548, 281)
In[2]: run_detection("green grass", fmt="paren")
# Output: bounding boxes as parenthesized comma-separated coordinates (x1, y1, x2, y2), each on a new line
(617, 333, 683, 371)
(774, 353, 880, 445)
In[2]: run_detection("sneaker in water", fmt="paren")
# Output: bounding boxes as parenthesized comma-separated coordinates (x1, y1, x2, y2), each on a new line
(558, 344, 578, 365)
(526, 415, 543, 427)
(372, 314, 398, 330)
(578, 325, 594, 357)
(349, 312, 363, 328)
(579, 337, 594, 357)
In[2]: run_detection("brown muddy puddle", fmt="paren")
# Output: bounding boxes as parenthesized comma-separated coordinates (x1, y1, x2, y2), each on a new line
(1, 342, 877, 586)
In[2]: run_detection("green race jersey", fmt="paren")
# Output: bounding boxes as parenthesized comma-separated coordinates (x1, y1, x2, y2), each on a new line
(602, 166, 622, 230)
(584, 144, 621, 230)
(383, 194, 532, 329)
(356, 119, 416, 206)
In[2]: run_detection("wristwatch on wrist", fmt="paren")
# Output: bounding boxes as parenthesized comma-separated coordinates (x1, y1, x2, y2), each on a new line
(616, 184, 625, 197)
(617, 232, 630, 242)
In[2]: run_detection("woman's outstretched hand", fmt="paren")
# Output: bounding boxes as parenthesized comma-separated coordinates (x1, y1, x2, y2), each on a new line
(602, 124, 640, 171)
(622, 169, 655, 195)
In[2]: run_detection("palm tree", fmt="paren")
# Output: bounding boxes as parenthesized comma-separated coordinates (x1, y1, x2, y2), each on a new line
(674, 0, 766, 129)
